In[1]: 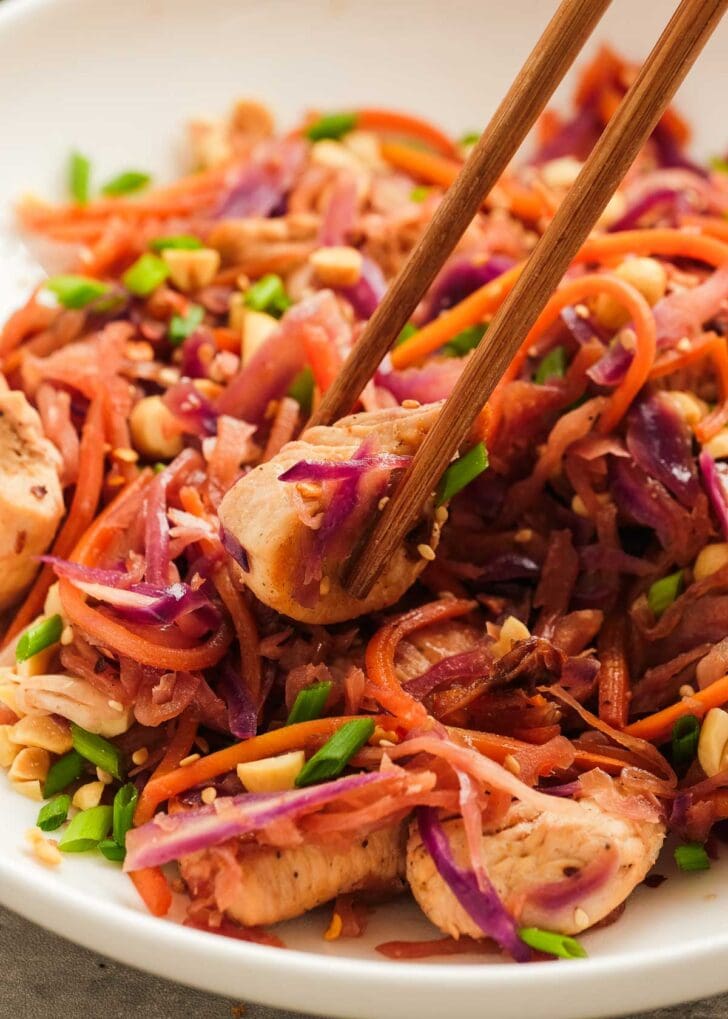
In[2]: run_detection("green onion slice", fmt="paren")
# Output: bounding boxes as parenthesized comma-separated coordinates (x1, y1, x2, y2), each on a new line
(59, 805, 113, 853)
(305, 112, 358, 142)
(149, 234, 203, 252)
(710, 156, 728, 175)
(16, 614, 63, 663)
(288, 366, 315, 415)
(112, 782, 139, 848)
(671, 714, 700, 767)
(675, 842, 710, 872)
(122, 254, 169, 297)
(444, 323, 486, 358)
(101, 170, 151, 197)
(295, 718, 375, 787)
(648, 569, 683, 619)
(71, 723, 124, 781)
(287, 681, 333, 726)
(98, 839, 126, 862)
(44, 750, 85, 798)
(69, 151, 91, 204)
(243, 274, 291, 317)
(518, 927, 587, 959)
(436, 442, 489, 506)
(534, 345, 567, 384)
(168, 303, 205, 346)
(395, 322, 418, 347)
(45, 275, 110, 310)
(459, 132, 480, 146)
(410, 185, 429, 203)
(37, 795, 71, 832)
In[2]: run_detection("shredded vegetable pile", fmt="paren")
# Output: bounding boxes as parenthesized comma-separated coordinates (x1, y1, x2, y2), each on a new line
(3, 46, 728, 961)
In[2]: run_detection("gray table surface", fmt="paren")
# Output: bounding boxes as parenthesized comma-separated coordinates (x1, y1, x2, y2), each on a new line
(1, 905, 726, 1019)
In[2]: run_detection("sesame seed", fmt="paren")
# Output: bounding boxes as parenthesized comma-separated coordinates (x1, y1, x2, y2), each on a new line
(60, 625, 74, 646)
(514, 528, 533, 543)
(319, 576, 331, 596)
(108, 699, 124, 712)
(574, 303, 590, 319)
(112, 447, 139, 464)
(201, 787, 217, 805)
(677, 337, 691, 352)
(401, 399, 421, 409)
(96, 768, 113, 785)
(417, 543, 436, 562)
(132, 747, 149, 767)
(195, 736, 210, 755)
(574, 907, 590, 928)
(159, 368, 180, 387)
(679, 684, 696, 698)
(434, 506, 448, 525)
(503, 754, 521, 775)
(378, 496, 390, 511)
(179, 753, 201, 768)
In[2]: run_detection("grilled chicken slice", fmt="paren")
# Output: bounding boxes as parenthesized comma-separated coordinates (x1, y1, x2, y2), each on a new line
(407, 797, 665, 937)
(180, 823, 407, 927)
(219, 404, 442, 624)
(0, 389, 63, 610)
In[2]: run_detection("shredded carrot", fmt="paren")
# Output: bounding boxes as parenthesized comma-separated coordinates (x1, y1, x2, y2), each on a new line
(625, 674, 728, 743)
(5, 395, 107, 643)
(213, 326, 242, 353)
(356, 108, 457, 159)
(680, 215, 728, 243)
(694, 334, 728, 442)
(596, 85, 623, 127)
(536, 108, 563, 148)
(129, 867, 173, 917)
(648, 330, 721, 379)
(302, 328, 342, 393)
(0, 293, 57, 359)
(391, 263, 524, 369)
(151, 707, 199, 780)
(598, 613, 630, 729)
(573, 45, 625, 107)
(576, 229, 728, 268)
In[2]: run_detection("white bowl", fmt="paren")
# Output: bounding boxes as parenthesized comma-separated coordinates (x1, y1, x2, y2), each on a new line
(1, 1, 727, 1016)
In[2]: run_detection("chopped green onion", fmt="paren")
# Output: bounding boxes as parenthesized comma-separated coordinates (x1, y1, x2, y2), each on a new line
(122, 254, 169, 297)
(395, 322, 418, 347)
(59, 805, 113, 853)
(16, 614, 63, 662)
(112, 782, 139, 849)
(671, 714, 700, 767)
(648, 569, 683, 619)
(168, 303, 205, 346)
(288, 366, 315, 416)
(101, 170, 151, 197)
(305, 112, 358, 142)
(295, 718, 375, 787)
(44, 275, 110, 310)
(518, 927, 587, 959)
(710, 156, 728, 175)
(287, 681, 333, 726)
(410, 185, 429, 203)
(37, 795, 71, 832)
(444, 323, 486, 358)
(44, 750, 85, 798)
(71, 723, 124, 781)
(534, 345, 567, 384)
(675, 842, 710, 872)
(243, 274, 291, 318)
(149, 234, 203, 252)
(460, 132, 480, 146)
(98, 839, 126, 862)
(436, 442, 488, 506)
(69, 151, 91, 204)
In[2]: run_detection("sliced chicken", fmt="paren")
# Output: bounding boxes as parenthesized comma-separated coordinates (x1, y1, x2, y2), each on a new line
(180, 822, 406, 927)
(407, 796, 665, 937)
(219, 403, 443, 624)
(0, 389, 63, 610)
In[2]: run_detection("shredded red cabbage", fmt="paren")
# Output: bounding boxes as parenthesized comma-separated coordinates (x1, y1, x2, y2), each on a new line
(587, 341, 633, 387)
(376, 360, 465, 405)
(163, 381, 219, 438)
(219, 660, 258, 739)
(180, 332, 216, 380)
(339, 256, 387, 318)
(626, 393, 699, 507)
(699, 451, 728, 540)
(422, 256, 513, 322)
(608, 188, 680, 232)
(215, 139, 307, 218)
(220, 525, 250, 573)
(403, 642, 493, 699)
(279, 453, 411, 484)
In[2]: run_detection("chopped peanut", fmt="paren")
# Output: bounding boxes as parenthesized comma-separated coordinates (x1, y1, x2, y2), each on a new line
(130, 396, 184, 461)
(310, 246, 363, 287)
(237, 750, 305, 793)
(10, 715, 72, 755)
(11, 779, 43, 801)
(0, 680, 22, 718)
(703, 429, 728, 460)
(698, 708, 728, 777)
(163, 247, 221, 291)
(230, 99, 275, 139)
(694, 543, 728, 581)
(240, 309, 278, 365)
(491, 616, 530, 659)
(593, 257, 667, 330)
(16, 642, 58, 679)
(26, 828, 62, 867)
(0, 725, 20, 768)
(663, 390, 708, 428)
(9, 747, 51, 783)
(72, 780, 105, 811)
(43, 582, 65, 620)
(541, 156, 583, 191)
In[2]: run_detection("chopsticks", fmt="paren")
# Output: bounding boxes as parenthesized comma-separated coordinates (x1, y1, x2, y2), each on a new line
(310, 0, 612, 431)
(341, 0, 727, 599)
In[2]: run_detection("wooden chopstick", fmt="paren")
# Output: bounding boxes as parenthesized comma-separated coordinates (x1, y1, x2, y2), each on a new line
(346, 0, 727, 599)
(309, 0, 612, 429)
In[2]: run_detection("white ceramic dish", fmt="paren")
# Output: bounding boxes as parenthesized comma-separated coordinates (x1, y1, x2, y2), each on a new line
(1, 0, 727, 1015)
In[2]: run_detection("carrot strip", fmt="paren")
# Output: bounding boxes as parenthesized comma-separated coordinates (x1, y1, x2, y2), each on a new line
(625, 674, 728, 743)
(598, 613, 630, 729)
(0, 294, 57, 359)
(302, 328, 342, 393)
(365, 598, 477, 726)
(648, 331, 720, 378)
(356, 108, 457, 159)
(576, 229, 728, 268)
(390, 263, 524, 369)
(694, 334, 728, 442)
(573, 45, 624, 106)
(680, 215, 728, 243)
(5, 395, 107, 642)
(152, 707, 199, 781)
(129, 867, 173, 917)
